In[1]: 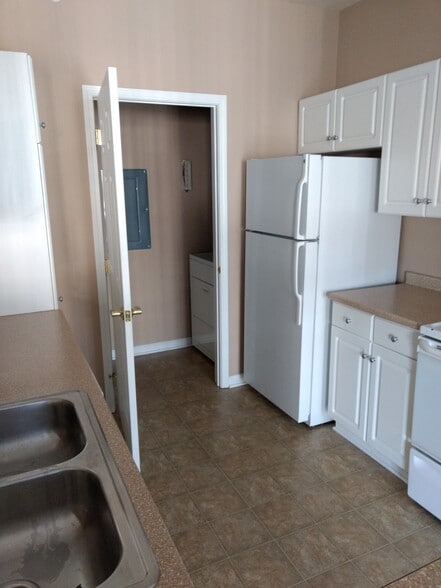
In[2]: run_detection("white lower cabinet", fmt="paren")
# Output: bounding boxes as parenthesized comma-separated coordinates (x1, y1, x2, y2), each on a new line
(189, 253, 215, 361)
(329, 302, 417, 478)
(366, 343, 415, 470)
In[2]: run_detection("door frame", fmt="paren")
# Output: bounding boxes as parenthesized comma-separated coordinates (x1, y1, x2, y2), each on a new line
(82, 85, 229, 402)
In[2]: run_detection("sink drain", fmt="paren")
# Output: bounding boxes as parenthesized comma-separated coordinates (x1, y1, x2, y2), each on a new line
(0, 581, 40, 588)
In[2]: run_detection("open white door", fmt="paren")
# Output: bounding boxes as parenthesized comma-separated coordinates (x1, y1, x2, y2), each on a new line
(97, 67, 140, 468)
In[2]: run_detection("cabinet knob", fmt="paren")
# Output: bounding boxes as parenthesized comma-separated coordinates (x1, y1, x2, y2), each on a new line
(327, 135, 333, 141)
(333, 135, 339, 141)
(361, 352, 369, 359)
(343, 317, 352, 324)
(425, 198, 432, 205)
(389, 335, 399, 343)
(369, 356, 376, 363)
(414, 198, 424, 204)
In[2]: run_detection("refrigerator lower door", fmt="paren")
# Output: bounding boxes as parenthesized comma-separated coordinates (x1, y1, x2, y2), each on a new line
(244, 231, 318, 422)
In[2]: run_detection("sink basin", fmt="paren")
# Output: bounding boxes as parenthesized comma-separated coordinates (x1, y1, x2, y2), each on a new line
(0, 470, 122, 587)
(0, 391, 159, 588)
(0, 399, 85, 476)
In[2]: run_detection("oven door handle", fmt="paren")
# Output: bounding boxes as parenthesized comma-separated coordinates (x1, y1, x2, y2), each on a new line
(418, 336, 441, 358)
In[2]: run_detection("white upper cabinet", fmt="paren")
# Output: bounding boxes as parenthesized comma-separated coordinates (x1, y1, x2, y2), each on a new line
(298, 91, 335, 154)
(378, 60, 440, 217)
(0, 51, 57, 316)
(298, 76, 385, 154)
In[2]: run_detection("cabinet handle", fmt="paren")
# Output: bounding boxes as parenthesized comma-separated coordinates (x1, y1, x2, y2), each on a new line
(343, 317, 352, 324)
(414, 198, 424, 204)
(369, 356, 376, 363)
(326, 135, 333, 141)
(389, 335, 398, 343)
(333, 135, 339, 141)
(361, 352, 369, 359)
(425, 198, 432, 205)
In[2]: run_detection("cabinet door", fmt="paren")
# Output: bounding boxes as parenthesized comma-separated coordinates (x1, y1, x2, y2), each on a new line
(328, 326, 370, 440)
(367, 344, 416, 470)
(298, 91, 335, 154)
(378, 60, 439, 216)
(427, 70, 441, 218)
(0, 51, 57, 316)
(334, 76, 385, 151)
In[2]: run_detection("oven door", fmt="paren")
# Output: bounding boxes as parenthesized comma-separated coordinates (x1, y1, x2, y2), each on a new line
(411, 336, 441, 462)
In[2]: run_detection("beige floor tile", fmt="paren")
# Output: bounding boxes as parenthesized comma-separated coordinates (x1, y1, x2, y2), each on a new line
(307, 562, 375, 587)
(172, 523, 227, 571)
(359, 492, 436, 541)
(232, 541, 302, 587)
(138, 428, 161, 450)
(233, 469, 287, 507)
(394, 526, 441, 567)
(163, 438, 211, 466)
(151, 423, 195, 446)
(177, 459, 227, 491)
(217, 448, 267, 479)
(143, 468, 186, 502)
(157, 492, 205, 533)
(211, 509, 271, 556)
(139, 447, 173, 478)
(191, 481, 247, 520)
(318, 511, 387, 558)
(354, 545, 415, 586)
(268, 460, 323, 493)
(191, 559, 244, 588)
(135, 348, 434, 586)
(279, 525, 347, 578)
(329, 469, 398, 507)
(293, 483, 351, 522)
(200, 430, 243, 458)
(253, 495, 314, 538)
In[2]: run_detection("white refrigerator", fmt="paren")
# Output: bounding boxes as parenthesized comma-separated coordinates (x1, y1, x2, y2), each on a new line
(244, 154, 401, 426)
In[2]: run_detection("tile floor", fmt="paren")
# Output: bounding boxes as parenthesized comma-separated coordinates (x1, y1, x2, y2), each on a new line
(134, 347, 441, 587)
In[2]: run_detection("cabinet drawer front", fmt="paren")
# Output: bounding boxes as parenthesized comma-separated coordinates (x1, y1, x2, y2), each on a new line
(332, 302, 373, 338)
(192, 316, 215, 360)
(374, 317, 418, 358)
(191, 277, 214, 325)
(189, 257, 214, 285)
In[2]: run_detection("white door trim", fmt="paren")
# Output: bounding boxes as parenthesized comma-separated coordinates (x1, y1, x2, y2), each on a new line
(82, 85, 229, 395)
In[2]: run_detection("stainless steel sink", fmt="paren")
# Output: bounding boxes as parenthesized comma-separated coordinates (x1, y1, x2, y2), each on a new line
(0, 391, 159, 588)
(0, 398, 85, 476)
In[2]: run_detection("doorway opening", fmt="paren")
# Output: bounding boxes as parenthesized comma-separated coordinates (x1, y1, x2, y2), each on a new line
(82, 85, 229, 414)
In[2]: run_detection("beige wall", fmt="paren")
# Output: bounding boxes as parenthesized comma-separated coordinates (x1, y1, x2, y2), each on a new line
(120, 104, 212, 347)
(0, 0, 339, 378)
(337, 0, 441, 281)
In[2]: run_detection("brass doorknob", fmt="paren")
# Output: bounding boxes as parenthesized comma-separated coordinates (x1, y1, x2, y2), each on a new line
(111, 307, 143, 321)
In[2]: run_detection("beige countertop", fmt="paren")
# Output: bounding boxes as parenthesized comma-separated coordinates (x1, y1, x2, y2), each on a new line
(0, 310, 192, 587)
(328, 283, 441, 329)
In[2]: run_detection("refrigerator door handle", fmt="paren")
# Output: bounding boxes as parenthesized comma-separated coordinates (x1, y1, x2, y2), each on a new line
(293, 242, 305, 326)
(294, 162, 308, 240)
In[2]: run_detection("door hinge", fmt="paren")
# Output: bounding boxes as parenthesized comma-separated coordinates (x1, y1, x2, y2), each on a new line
(104, 258, 111, 275)
(218, 266, 221, 274)
(95, 128, 102, 146)
(110, 371, 118, 391)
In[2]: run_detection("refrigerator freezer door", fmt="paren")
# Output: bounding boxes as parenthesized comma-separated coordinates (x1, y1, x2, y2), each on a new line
(244, 231, 318, 422)
(245, 155, 322, 239)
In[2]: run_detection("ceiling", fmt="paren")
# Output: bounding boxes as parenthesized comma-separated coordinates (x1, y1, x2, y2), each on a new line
(289, 0, 361, 10)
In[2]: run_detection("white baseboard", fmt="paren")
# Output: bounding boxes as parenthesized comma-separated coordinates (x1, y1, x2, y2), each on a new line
(112, 337, 192, 359)
(229, 374, 246, 388)
(134, 338, 192, 356)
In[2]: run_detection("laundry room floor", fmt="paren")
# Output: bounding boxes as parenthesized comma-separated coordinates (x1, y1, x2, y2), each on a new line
(135, 347, 441, 587)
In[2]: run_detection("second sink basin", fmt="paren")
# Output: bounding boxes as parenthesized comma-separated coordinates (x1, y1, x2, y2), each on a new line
(0, 398, 85, 476)
(0, 470, 122, 587)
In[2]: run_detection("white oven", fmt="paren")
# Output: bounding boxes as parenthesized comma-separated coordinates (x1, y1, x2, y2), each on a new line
(408, 322, 441, 520)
